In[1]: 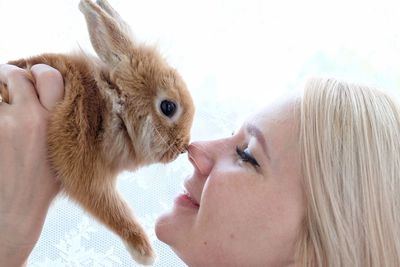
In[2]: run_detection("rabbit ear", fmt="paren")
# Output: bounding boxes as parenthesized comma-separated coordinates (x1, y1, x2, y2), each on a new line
(79, 0, 134, 66)
(95, 0, 133, 37)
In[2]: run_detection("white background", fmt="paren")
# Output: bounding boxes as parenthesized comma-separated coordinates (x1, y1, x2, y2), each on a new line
(1, 0, 399, 266)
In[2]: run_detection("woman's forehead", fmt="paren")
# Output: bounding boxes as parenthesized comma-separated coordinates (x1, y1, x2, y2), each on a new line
(241, 96, 300, 156)
(245, 95, 299, 130)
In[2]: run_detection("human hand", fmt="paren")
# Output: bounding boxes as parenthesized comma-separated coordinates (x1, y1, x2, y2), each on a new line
(0, 64, 64, 267)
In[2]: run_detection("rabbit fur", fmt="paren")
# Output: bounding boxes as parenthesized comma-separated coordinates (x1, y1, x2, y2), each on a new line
(0, 0, 195, 265)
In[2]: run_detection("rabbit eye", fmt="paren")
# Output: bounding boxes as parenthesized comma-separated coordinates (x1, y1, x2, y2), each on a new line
(160, 100, 177, 118)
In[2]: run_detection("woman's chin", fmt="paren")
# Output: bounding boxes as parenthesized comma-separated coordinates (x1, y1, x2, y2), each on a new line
(154, 212, 170, 243)
(155, 204, 197, 248)
(155, 209, 180, 243)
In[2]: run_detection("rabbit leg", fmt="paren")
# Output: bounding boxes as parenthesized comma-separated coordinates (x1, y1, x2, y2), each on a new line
(67, 183, 156, 265)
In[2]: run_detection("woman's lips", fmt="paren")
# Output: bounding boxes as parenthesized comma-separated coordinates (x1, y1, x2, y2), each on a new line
(175, 190, 200, 209)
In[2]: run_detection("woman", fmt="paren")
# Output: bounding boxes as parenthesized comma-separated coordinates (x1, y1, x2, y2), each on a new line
(156, 77, 400, 266)
(1, 64, 399, 266)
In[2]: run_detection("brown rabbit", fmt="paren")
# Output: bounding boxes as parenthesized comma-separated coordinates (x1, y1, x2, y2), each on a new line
(0, 0, 194, 265)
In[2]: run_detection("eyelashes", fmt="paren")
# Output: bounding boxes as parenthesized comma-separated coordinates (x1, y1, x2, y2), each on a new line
(236, 146, 260, 168)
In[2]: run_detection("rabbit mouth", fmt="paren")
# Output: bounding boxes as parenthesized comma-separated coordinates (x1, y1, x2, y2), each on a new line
(159, 147, 180, 163)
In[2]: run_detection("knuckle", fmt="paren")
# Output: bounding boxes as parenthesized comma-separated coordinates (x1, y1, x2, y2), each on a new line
(27, 109, 47, 128)
(31, 64, 63, 83)
(7, 67, 28, 81)
(0, 107, 48, 141)
(21, 119, 47, 139)
(1, 114, 18, 131)
(21, 106, 47, 130)
(0, 115, 21, 140)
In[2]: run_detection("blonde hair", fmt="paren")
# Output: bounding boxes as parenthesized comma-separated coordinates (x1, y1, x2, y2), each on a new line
(297, 78, 400, 266)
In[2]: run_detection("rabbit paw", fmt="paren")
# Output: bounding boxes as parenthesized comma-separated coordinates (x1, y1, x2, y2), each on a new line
(123, 240, 156, 266)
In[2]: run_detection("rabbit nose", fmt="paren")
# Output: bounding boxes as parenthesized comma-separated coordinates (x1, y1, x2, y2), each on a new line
(181, 144, 189, 154)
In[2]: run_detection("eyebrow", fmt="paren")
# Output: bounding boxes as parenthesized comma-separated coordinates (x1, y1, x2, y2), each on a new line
(246, 123, 270, 160)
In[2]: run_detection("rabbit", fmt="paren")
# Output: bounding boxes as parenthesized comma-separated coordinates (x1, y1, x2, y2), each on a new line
(0, 0, 195, 265)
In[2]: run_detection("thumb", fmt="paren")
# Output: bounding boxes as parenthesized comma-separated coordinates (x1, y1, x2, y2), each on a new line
(30, 64, 64, 111)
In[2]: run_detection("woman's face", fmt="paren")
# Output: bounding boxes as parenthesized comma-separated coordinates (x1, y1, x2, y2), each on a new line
(156, 96, 304, 266)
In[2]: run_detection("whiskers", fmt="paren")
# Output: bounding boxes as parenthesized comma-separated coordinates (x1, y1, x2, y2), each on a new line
(152, 125, 182, 158)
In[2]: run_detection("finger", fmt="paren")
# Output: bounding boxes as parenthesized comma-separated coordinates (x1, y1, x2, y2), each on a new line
(30, 64, 64, 112)
(0, 64, 39, 105)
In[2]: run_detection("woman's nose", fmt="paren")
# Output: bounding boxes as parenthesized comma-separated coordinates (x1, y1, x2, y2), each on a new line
(187, 142, 214, 176)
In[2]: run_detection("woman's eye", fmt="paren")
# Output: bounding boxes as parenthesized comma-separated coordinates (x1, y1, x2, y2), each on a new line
(236, 146, 260, 168)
